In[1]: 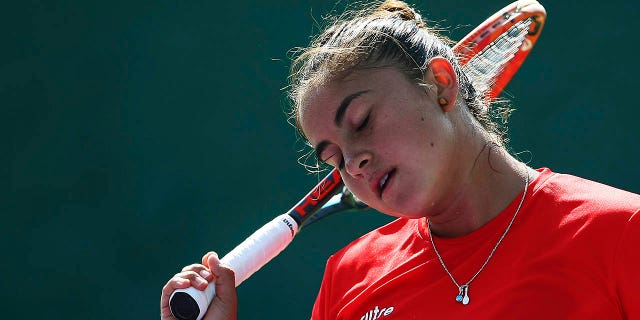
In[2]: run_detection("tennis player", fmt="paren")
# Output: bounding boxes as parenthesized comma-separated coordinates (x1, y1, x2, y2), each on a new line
(161, 1, 640, 319)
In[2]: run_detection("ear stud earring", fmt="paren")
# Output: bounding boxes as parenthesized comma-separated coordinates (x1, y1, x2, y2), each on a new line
(438, 97, 448, 107)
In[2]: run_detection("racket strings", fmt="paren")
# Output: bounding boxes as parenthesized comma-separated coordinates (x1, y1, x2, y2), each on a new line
(463, 18, 533, 98)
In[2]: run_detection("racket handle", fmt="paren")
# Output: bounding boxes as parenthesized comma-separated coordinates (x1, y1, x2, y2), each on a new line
(169, 214, 299, 320)
(169, 285, 215, 320)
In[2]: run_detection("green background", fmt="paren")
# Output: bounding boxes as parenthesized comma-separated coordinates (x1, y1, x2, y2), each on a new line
(3, 0, 639, 319)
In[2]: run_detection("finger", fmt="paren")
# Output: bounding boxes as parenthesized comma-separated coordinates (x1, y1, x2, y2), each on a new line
(181, 263, 213, 281)
(201, 251, 219, 267)
(181, 263, 206, 272)
(201, 252, 221, 282)
(206, 254, 236, 293)
(162, 276, 191, 297)
(161, 277, 193, 319)
(202, 255, 238, 320)
(172, 270, 210, 290)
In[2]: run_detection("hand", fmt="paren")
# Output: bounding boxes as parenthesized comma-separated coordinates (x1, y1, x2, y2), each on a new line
(161, 252, 238, 320)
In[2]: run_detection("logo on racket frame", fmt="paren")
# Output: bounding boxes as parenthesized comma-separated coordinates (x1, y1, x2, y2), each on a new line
(292, 169, 343, 220)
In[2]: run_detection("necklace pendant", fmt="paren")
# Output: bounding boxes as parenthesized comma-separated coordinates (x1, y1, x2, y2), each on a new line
(456, 287, 464, 303)
(456, 285, 470, 305)
(462, 285, 470, 305)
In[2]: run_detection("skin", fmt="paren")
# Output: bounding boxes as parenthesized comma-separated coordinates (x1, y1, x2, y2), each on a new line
(299, 58, 539, 237)
(160, 57, 539, 319)
(160, 252, 237, 320)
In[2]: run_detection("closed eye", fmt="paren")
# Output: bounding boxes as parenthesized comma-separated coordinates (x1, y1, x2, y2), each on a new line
(319, 152, 344, 169)
(356, 113, 370, 131)
(315, 142, 343, 169)
(320, 152, 338, 164)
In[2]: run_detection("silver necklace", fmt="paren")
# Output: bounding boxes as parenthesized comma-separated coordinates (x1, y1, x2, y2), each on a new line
(427, 172, 529, 306)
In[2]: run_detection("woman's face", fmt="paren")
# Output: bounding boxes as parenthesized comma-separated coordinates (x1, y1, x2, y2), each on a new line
(299, 67, 463, 218)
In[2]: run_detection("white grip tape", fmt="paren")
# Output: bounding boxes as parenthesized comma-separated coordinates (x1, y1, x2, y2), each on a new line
(170, 214, 299, 320)
(222, 213, 299, 286)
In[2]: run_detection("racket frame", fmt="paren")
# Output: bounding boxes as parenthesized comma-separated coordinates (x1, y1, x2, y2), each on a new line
(169, 1, 546, 318)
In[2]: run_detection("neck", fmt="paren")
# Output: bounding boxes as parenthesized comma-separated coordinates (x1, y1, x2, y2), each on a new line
(427, 141, 538, 238)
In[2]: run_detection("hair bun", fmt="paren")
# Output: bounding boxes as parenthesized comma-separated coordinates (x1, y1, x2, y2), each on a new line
(376, 0, 426, 28)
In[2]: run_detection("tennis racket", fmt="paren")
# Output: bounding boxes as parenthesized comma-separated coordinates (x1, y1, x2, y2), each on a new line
(169, 1, 546, 319)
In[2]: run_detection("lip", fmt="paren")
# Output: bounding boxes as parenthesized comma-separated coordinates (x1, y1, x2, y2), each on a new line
(370, 168, 396, 198)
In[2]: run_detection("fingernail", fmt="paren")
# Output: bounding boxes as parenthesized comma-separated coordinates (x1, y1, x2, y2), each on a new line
(199, 270, 211, 279)
(195, 277, 207, 286)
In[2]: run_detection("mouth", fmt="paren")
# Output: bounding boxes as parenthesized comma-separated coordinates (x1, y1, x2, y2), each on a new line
(374, 168, 396, 198)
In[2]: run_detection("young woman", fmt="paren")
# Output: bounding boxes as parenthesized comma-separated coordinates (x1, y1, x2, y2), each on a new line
(161, 1, 640, 319)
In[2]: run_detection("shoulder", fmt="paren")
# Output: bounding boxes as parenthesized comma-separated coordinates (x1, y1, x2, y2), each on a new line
(534, 168, 640, 208)
(526, 168, 640, 236)
(530, 169, 640, 315)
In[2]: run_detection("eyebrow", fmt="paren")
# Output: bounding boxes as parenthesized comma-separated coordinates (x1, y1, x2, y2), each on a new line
(315, 89, 370, 162)
(334, 90, 370, 127)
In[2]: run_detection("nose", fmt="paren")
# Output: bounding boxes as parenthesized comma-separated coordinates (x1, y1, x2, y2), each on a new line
(344, 150, 372, 178)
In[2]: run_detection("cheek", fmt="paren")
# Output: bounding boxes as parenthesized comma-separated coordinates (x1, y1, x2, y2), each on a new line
(378, 112, 455, 184)
(378, 114, 436, 154)
(343, 177, 367, 197)
(342, 176, 377, 206)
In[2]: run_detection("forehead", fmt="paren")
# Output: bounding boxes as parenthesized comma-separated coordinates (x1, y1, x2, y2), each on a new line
(298, 72, 366, 144)
(297, 83, 338, 145)
(297, 67, 415, 144)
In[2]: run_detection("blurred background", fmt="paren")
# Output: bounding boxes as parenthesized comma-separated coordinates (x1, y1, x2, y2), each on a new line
(2, 0, 638, 318)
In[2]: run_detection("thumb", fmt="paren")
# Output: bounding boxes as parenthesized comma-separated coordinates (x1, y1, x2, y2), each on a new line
(207, 253, 236, 296)
(202, 253, 237, 320)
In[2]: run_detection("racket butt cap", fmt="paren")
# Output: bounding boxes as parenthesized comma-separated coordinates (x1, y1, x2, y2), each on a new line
(170, 292, 200, 320)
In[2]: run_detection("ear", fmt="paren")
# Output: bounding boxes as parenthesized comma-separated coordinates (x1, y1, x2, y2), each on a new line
(424, 57, 458, 112)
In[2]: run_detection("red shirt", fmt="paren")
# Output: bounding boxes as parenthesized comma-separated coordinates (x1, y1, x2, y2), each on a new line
(311, 168, 640, 319)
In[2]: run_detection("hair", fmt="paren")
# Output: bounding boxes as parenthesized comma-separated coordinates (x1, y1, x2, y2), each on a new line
(288, 0, 511, 169)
